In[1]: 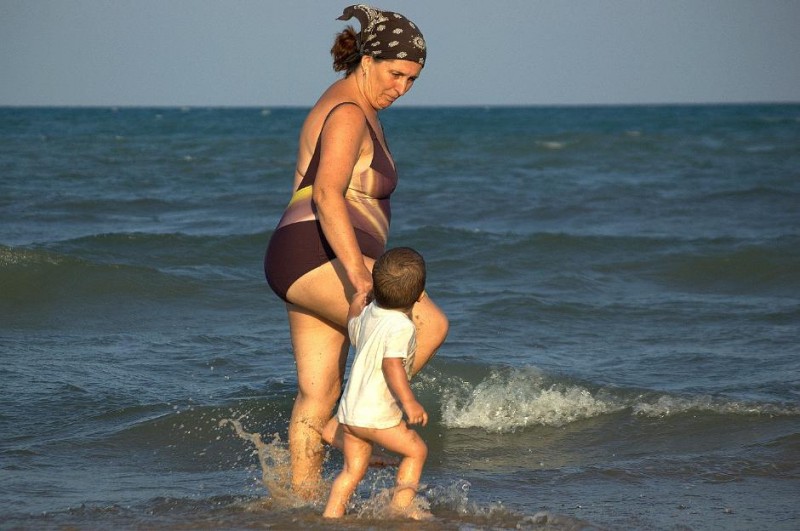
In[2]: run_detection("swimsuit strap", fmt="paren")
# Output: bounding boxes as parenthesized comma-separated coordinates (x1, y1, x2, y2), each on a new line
(297, 102, 359, 190)
(326, 102, 388, 154)
(297, 102, 386, 191)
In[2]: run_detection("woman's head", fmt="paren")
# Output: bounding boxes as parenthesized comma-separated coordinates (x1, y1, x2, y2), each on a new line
(372, 247, 426, 310)
(332, 4, 426, 76)
(355, 56, 421, 109)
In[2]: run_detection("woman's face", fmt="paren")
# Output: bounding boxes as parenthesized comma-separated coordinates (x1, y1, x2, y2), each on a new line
(363, 58, 423, 110)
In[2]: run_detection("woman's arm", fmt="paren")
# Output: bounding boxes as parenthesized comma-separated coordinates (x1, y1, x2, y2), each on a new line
(312, 104, 373, 294)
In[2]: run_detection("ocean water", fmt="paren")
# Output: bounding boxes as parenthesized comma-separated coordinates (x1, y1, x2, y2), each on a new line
(1, 104, 799, 530)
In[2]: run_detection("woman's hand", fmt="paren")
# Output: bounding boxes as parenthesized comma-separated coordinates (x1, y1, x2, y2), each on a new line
(347, 264, 373, 296)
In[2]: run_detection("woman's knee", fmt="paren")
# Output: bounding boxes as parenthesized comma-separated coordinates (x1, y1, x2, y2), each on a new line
(295, 381, 342, 412)
(288, 305, 349, 414)
(433, 308, 449, 343)
(416, 299, 449, 340)
(422, 305, 449, 352)
(293, 374, 342, 425)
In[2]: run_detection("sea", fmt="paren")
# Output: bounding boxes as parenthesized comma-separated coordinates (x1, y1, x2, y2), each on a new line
(1, 104, 799, 530)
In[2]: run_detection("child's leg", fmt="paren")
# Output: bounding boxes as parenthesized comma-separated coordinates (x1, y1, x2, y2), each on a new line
(321, 416, 339, 446)
(322, 417, 400, 467)
(323, 425, 372, 518)
(349, 422, 427, 512)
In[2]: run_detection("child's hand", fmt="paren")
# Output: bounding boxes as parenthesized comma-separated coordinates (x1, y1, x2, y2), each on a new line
(383, 358, 428, 426)
(348, 290, 372, 320)
(403, 399, 428, 427)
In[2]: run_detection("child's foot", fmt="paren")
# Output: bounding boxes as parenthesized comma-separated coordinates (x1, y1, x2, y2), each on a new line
(389, 504, 433, 521)
(406, 507, 433, 521)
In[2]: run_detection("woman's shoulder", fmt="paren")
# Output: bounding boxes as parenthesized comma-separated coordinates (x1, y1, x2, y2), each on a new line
(314, 102, 370, 147)
(298, 96, 364, 151)
(324, 101, 366, 123)
(306, 88, 366, 128)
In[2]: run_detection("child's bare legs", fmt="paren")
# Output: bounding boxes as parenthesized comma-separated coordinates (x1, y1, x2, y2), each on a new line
(323, 426, 372, 518)
(321, 417, 338, 449)
(348, 422, 428, 514)
(322, 417, 400, 467)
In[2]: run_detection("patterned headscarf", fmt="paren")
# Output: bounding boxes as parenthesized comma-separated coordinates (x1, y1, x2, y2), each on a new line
(337, 4, 426, 66)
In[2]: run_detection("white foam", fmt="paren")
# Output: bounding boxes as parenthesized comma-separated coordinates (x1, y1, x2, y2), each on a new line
(435, 365, 799, 432)
(0, 247, 62, 266)
(632, 394, 800, 417)
(535, 140, 566, 150)
(440, 367, 622, 432)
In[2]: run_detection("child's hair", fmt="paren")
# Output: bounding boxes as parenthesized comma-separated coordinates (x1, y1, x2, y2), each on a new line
(372, 247, 426, 310)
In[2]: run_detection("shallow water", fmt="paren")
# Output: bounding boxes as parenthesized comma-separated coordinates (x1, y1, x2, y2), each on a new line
(1, 105, 799, 529)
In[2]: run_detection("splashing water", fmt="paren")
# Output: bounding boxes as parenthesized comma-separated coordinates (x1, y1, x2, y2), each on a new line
(349, 468, 433, 521)
(440, 367, 623, 432)
(221, 418, 433, 520)
(218, 418, 297, 506)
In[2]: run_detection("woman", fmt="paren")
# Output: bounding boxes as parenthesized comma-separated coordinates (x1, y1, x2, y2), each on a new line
(264, 4, 448, 500)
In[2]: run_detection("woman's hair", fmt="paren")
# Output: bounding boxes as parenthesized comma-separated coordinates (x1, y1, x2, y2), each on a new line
(331, 26, 366, 76)
(372, 247, 426, 310)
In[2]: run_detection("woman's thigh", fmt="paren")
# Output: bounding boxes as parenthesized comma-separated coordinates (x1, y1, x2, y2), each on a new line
(286, 256, 376, 328)
(287, 304, 349, 403)
(285, 256, 376, 401)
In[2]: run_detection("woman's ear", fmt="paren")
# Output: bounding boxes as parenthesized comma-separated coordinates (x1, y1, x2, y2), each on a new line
(360, 55, 374, 72)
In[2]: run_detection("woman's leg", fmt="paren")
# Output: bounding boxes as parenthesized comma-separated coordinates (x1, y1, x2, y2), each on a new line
(286, 305, 349, 499)
(410, 293, 449, 376)
(284, 260, 352, 499)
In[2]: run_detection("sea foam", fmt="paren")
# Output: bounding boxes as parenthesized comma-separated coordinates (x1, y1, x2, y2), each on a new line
(436, 365, 799, 432)
(439, 367, 622, 432)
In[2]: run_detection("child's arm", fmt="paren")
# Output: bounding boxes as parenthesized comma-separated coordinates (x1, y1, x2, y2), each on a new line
(383, 358, 428, 426)
(347, 290, 370, 322)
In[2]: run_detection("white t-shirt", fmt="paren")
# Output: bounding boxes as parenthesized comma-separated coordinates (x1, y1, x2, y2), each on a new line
(336, 301, 416, 429)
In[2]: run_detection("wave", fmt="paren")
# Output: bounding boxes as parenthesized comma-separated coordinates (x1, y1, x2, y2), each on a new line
(402, 227, 800, 297)
(0, 232, 270, 304)
(628, 236, 800, 295)
(50, 231, 269, 273)
(424, 364, 800, 433)
(437, 366, 621, 430)
(50, 357, 794, 457)
(0, 244, 202, 305)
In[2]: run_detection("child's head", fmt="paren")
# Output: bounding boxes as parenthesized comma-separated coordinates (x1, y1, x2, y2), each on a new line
(372, 247, 426, 310)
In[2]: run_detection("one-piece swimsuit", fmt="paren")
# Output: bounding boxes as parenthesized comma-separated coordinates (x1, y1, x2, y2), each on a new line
(264, 102, 397, 302)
